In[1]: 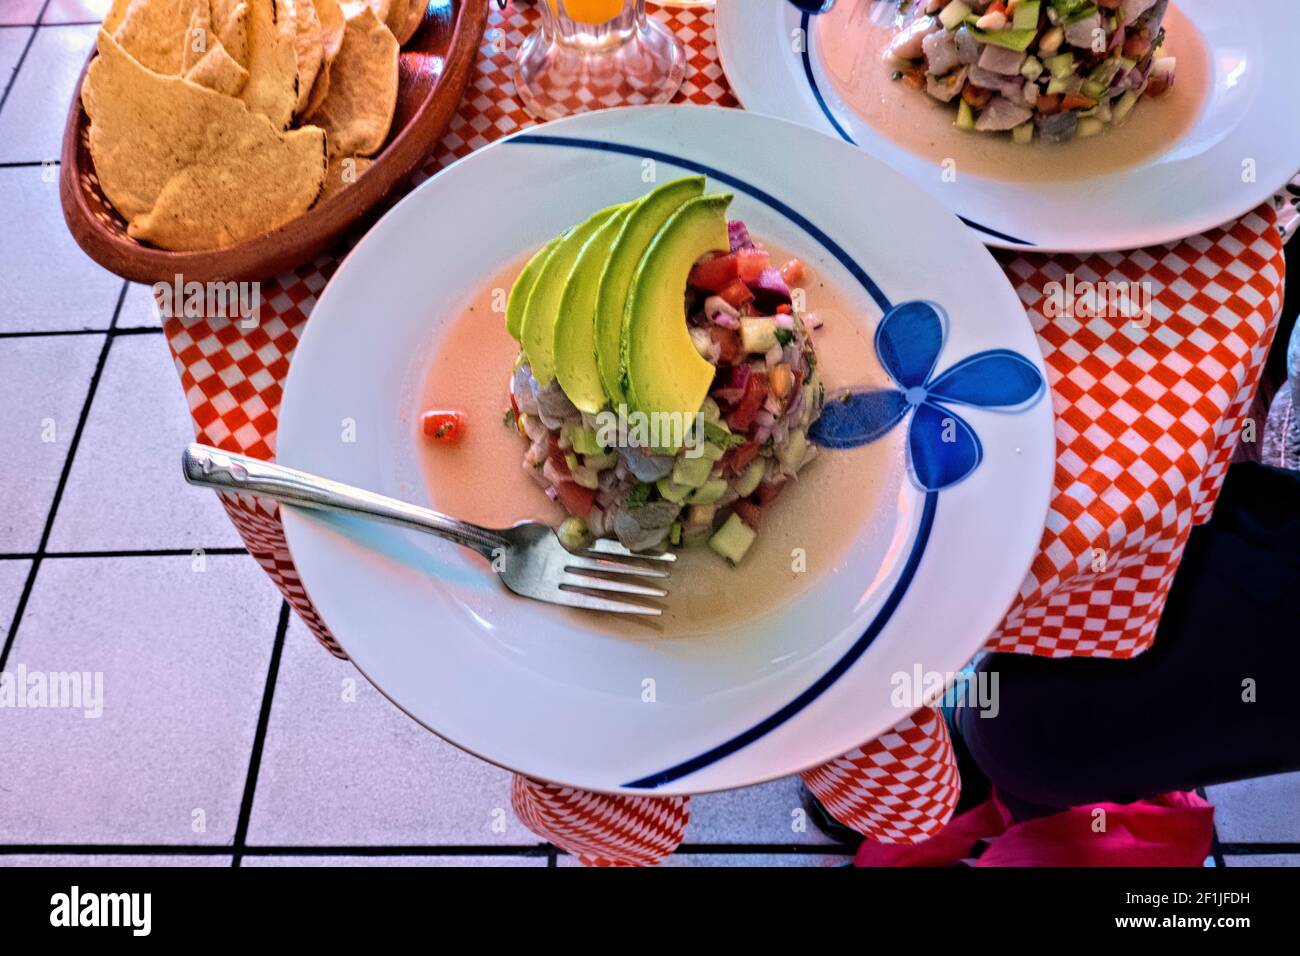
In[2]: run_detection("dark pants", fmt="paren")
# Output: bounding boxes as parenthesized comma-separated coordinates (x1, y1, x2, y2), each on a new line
(958, 463, 1300, 819)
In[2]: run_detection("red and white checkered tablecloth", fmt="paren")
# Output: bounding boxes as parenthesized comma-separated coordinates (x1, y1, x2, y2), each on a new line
(162, 2, 1286, 865)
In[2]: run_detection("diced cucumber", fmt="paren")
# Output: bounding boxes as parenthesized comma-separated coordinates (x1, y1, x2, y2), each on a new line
(777, 429, 808, 472)
(1111, 89, 1139, 124)
(1046, 52, 1075, 79)
(700, 397, 721, 423)
(656, 477, 693, 504)
(564, 451, 581, 473)
(672, 454, 714, 489)
(1012, 0, 1041, 31)
(709, 513, 757, 566)
(686, 503, 717, 530)
(1062, 3, 1097, 25)
(669, 522, 682, 547)
(1081, 80, 1106, 100)
(687, 478, 729, 506)
(734, 458, 765, 498)
(562, 421, 605, 455)
(1012, 122, 1034, 145)
(1088, 57, 1124, 87)
(1045, 75, 1080, 95)
(701, 442, 726, 462)
(557, 517, 588, 550)
(970, 27, 1037, 51)
(740, 317, 778, 354)
(1077, 116, 1104, 137)
(956, 98, 975, 131)
(1020, 55, 1044, 81)
(584, 450, 618, 470)
(939, 0, 970, 30)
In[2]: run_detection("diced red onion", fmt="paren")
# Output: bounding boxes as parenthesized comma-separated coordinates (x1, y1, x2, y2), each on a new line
(544, 485, 559, 502)
(764, 343, 783, 369)
(711, 312, 740, 330)
(774, 313, 795, 330)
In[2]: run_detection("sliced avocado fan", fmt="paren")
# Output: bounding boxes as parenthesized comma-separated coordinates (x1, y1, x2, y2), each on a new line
(594, 176, 705, 410)
(505, 235, 562, 342)
(519, 204, 625, 385)
(553, 206, 632, 414)
(624, 192, 734, 424)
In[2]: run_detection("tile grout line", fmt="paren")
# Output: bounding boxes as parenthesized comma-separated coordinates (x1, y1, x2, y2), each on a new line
(230, 601, 292, 868)
(0, 326, 162, 339)
(0, 1, 50, 116)
(1198, 786, 1226, 868)
(0, 277, 125, 673)
(0, 547, 249, 560)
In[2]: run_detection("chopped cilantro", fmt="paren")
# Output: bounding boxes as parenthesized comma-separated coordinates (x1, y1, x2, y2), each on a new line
(626, 483, 652, 509)
(704, 421, 747, 449)
(775, 327, 794, 345)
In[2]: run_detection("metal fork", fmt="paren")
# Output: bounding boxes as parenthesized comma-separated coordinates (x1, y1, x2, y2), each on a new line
(181, 443, 672, 616)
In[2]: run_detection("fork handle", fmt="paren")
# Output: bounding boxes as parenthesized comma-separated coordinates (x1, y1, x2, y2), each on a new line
(181, 443, 506, 559)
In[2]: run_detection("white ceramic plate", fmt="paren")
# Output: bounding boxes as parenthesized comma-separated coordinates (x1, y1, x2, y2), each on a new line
(716, 0, 1300, 252)
(277, 105, 1054, 794)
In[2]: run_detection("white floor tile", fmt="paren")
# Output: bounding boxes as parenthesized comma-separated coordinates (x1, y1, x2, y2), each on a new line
(1223, 855, 1300, 867)
(43, 0, 113, 23)
(0, 333, 103, 552)
(116, 283, 164, 329)
(0, 554, 282, 843)
(48, 333, 245, 550)
(0, 167, 123, 332)
(0, 25, 32, 92)
(246, 615, 536, 846)
(687, 777, 837, 844)
(1207, 772, 1300, 843)
(0, 23, 96, 163)
(0, 3, 43, 27)
(0, 854, 231, 866)
(559, 852, 851, 867)
(0, 559, 31, 637)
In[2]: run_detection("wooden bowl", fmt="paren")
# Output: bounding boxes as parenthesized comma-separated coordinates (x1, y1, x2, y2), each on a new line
(60, 0, 490, 284)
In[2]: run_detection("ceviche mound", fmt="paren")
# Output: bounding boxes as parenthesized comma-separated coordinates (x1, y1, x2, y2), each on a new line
(496, 176, 825, 566)
(887, 0, 1177, 144)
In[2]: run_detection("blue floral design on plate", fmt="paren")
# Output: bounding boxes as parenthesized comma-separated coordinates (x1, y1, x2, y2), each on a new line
(809, 300, 1045, 492)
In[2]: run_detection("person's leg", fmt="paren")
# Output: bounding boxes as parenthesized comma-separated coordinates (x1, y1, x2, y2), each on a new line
(958, 462, 1300, 817)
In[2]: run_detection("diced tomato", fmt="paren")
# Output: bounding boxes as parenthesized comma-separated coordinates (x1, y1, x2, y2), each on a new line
(779, 259, 805, 287)
(546, 435, 571, 477)
(770, 363, 794, 401)
(987, 1, 1007, 16)
(726, 372, 769, 431)
(775, 303, 792, 315)
(724, 439, 761, 475)
(736, 248, 771, 285)
(733, 500, 762, 530)
(1036, 93, 1062, 115)
(962, 84, 993, 108)
(555, 481, 595, 519)
(1061, 92, 1097, 111)
(709, 326, 742, 365)
(1122, 31, 1151, 59)
(902, 65, 926, 91)
(1096, 0, 1121, 8)
(421, 410, 465, 443)
(716, 278, 755, 309)
(756, 479, 785, 507)
(688, 253, 739, 292)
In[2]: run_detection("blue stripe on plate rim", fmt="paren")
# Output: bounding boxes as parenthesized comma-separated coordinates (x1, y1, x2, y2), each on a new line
(506, 131, 940, 789)
(794, 7, 1035, 248)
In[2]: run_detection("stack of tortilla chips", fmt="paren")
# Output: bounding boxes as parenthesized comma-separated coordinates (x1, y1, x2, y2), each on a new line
(83, 0, 422, 251)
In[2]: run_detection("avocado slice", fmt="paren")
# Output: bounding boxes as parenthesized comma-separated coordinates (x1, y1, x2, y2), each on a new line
(623, 192, 733, 423)
(520, 205, 624, 385)
(594, 176, 705, 409)
(505, 236, 562, 342)
(553, 206, 632, 413)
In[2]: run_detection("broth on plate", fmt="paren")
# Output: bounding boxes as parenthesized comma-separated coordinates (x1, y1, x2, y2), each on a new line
(415, 249, 895, 639)
(815, 0, 1210, 183)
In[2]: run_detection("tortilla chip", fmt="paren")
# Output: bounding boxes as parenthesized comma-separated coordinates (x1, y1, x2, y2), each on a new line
(340, 0, 394, 27)
(180, 2, 212, 73)
(103, 0, 137, 33)
(290, 0, 325, 115)
(239, 0, 299, 129)
(312, 5, 398, 158)
(301, 59, 331, 120)
(314, 0, 345, 64)
(113, 0, 206, 75)
(82, 29, 326, 245)
(391, 0, 423, 46)
(185, 36, 249, 95)
(212, 0, 250, 67)
(319, 153, 372, 201)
